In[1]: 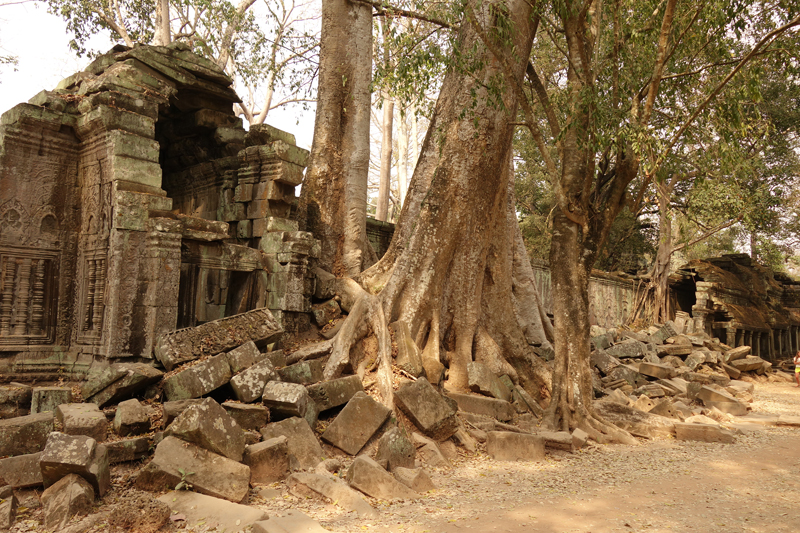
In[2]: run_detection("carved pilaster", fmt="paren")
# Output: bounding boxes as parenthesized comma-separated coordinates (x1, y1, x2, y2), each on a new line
(29, 259, 46, 335)
(12, 258, 32, 335)
(0, 257, 15, 336)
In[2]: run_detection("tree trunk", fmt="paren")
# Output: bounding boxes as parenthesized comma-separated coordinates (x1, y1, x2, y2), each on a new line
(652, 183, 674, 324)
(325, 0, 551, 400)
(154, 0, 171, 46)
(376, 88, 394, 221)
(298, 0, 373, 276)
(396, 106, 409, 208)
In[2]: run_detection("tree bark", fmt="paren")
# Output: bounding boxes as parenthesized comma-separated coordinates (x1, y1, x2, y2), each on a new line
(396, 106, 409, 207)
(376, 17, 394, 222)
(298, 0, 373, 276)
(154, 0, 171, 46)
(324, 0, 551, 400)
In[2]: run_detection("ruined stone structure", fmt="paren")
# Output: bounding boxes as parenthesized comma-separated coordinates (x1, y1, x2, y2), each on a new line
(0, 43, 317, 377)
(670, 253, 800, 362)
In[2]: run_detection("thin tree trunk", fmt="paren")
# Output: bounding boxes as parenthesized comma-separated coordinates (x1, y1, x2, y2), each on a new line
(376, 17, 394, 222)
(298, 0, 372, 276)
(411, 104, 419, 167)
(652, 183, 674, 324)
(154, 0, 171, 46)
(396, 106, 409, 207)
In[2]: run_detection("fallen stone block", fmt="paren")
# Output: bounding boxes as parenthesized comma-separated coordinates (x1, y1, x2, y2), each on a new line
(162, 399, 203, 426)
(262, 381, 317, 427)
(393, 466, 436, 492)
(244, 436, 290, 484)
(605, 388, 632, 405)
(649, 322, 678, 345)
(639, 362, 676, 380)
(113, 399, 151, 436)
(225, 340, 263, 373)
(777, 415, 800, 427)
(572, 428, 590, 449)
(633, 395, 656, 412)
(486, 431, 545, 461)
(0, 411, 54, 456)
(30, 386, 72, 414)
(446, 392, 515, 422)
(411, 433, 451, 468)
(40, 432, 110, 497)
(684, 351, 706, 371)
(81, 365, 128, 402)
(260, 417, 324, 470)
(649, 398, 680, 419)
(311, 299, 342, 327)
(721, 363, 742, 379)
(40, 474, 94, 530)
(222, 401, 269, 431)
(253, 511, 333, 533)
(0, 384, 32, 419)
(729, 356, 766, 373)
(468, 362, 511, 401)
(390, 321, 424, 377)
(286, 473, 377, 518)
(347, 455, 418, 500)
(158, 490, 267, 532)
(606, 339, 647, 359)
(591, 349, 621, 375)
(135, 436, 250, 503)
(56, 403, 108, 442)
(696, 386, 748, 415)
(394, 378, 458, 441)
(86, 363, 163, 408)
(594, 400, 675, 439)
(164, 397, 245, 461)
(278, 359, 325, 385)
(532, 430, 574, 451)
(162, 353, 232, 401)
(607, 364, 645, 387)
(724, 345, 750, 362)
(106, 437, 150, 464)
(657, 344, 693, 357)
(306, 375, 364, 412)
(0, 484, 17, 530)
(231, 359, 278, 403)
(0, 452, 42, 488)
(155, 307, 283, 371)
(675, 422, 736, 443)
(321, 391, 391, 455)
(375, 427, 416, 471)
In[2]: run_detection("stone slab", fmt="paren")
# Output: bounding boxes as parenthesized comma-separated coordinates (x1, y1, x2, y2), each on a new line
(286, 473, 377, 518)
(158, 490, 267, 532)
(222, 401, 269, 431)
(0, 452, 43, 488)
(106, 437, 150, 464)
(394, 377, 458, 441)
(87, 363, 163, 408)
(260, 417, 323, 471)
(225, 340, 263, 373)
(262, 381, 317, 427)
(162, 353, 232, 401)
(446, 392, 515, 422)
(164, 397, 245, 461)
(155, 308, 283, 371)
(306, 375, 364, 412)
(253, 511, 331, 533)
(486, 431, 545, 461)
(346, 455, 418, 500)
(30, 387, 73, 414)
(0, 411, 54, 456)
(231, 359, 278, 403)
(675, 422, 736, 443)
(278, 359, 325, 385)
(467, 362, 511, 401)
(40, 432, 110, 497)
(56, 403, 108, 442)
(321, 391, 391, 455)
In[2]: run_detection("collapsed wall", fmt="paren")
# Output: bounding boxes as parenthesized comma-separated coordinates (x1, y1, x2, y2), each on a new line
(0, 43, 318, 378)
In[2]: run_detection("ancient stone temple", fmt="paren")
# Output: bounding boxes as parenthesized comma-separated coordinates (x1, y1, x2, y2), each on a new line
(670, 253, 800, 362)
(0, 43, 317, 377)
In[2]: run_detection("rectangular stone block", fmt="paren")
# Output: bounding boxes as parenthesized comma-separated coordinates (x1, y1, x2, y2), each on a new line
(446, 392, 516, 422)
(278, 359, 325, 385)
(0, 412, 54, 456)
(155, 308, 283, 371)
(260, 417, 324, 471)
(222, 402, 269, 431)
(106, 437, 150, 464)
(0, 452, 43, 488)
(394, 378, 458, 441)
(321, 392, 391, 455)
(226, 341, 262, 374)
(486, 431, 545, 461)
(675, 423, 736, 443)
(638, 362, 676, 380)
(31, 387, 73, 414)
(306, 375, 364, 412)
(231, 359, 278, 403)
(244, 436, 290, 484)
(162, 353, 232, 401)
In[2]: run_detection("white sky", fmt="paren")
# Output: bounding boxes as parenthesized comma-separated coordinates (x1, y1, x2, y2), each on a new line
(0, 2, 315, 149)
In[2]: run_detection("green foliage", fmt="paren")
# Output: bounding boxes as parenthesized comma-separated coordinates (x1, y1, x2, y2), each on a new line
(175, 468, 194, 491)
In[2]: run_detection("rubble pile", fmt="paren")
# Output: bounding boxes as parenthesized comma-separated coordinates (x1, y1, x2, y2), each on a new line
(0, 309, 797, 531)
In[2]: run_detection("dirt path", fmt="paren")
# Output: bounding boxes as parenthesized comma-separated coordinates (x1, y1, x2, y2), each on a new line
(272, 382, 800, 533)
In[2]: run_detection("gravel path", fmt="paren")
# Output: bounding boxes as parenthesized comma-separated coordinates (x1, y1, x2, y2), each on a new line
(260, 382, 800, 533)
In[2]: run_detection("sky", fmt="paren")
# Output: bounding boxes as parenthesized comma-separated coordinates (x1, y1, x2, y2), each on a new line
(0, 1, 316, 149)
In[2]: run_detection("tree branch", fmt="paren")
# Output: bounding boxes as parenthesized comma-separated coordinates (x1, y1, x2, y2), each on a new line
(350, 0, 455, 29)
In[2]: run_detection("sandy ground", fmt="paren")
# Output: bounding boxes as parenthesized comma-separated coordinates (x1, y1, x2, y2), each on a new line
(263, 381, 800, 533)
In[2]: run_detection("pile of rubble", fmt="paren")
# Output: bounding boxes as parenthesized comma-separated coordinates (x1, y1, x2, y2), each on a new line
(0, 310, 796, 531)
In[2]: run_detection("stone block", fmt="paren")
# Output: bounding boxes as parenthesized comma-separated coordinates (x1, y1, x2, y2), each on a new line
(675, 422, 736, 443)
(0, 452, 42, 488)
(157, 491, 267, 532)
(262, 381, 317, 427)
(40, 432, 110, 497)
(30, 387, 72, 414)
(244, 436, 290, 484)
(572, 428, 590, 449)
(649, 398, 680, 419)
(606, 340, 647, 359)
(394, 377, 458, 441)
(685, 351, 706, 371)
(696, 385, 747, 415)
(729, 356, 765, 372)
(40, 474, 94, 530)
(106, 437, 150, 464)
(638, 362, 676, 380)
(321, 392, 391, 455)
(260, 417, 323, 470)
(278, 359, 325, 385)
(591, 349, 621, 375)
(311, 299, 342, 328)
(253, 511, 337, 533)
(286, 473, 377, 518)
(724, 345, 751, 362)
(154, 308, 283, 371)
(390, 321, 425, 377)
(657, 344, 693, 357)
(0, 384, 32, 419)
(231, 359, 278, 403)
(162, 399, 203, 427)
(87, 363, 163, 408)
(649, 322, 678, 344)
(0, 412, 54, 456)
(393, 467, 436, 492)
(306, 375, 364, 412)
(113, 399, 151, 436)
(346, 455, 418, 500)
(533, 430, 575, 451)
(446, 392, 515, 422)
(607, 364, 645, 387)
(594, 400, 676, 439)
(411, 432, 451, 468)
(222, 401, 269, 431)
(225, 341, 262, 373)
(722, 363, 742, 379)
(135, 436, 250, 503)
(467, 362, 511, 401)
(703, 400, 748, 416)
(486, 431, 545, 461)
(0, 484, 17, 530)
(162, 353, 232, 401)
(313, 267, 336, 300)
(56, 403, 108, 442)
(375, 427, 416, 472)
(164, 397, 246, 461)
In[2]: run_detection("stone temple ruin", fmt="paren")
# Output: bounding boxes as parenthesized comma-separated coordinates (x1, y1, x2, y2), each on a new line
(0, 42, 319, 377)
